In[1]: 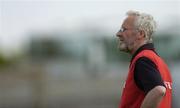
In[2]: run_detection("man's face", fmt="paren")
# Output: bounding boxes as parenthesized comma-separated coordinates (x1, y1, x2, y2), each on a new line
(116, 16, 139, 53)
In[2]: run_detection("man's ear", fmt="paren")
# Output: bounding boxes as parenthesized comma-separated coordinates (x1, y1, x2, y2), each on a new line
(137, 30, 145, 39)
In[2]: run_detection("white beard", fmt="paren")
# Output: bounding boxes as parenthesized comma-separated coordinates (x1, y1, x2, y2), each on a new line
(118, 40, 128, 52)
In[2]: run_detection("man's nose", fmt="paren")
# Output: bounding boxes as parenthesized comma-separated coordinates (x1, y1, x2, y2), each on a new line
(116, 31, 122, 37)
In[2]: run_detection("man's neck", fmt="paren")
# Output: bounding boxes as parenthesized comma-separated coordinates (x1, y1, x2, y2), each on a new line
(130, 41, 147, 55)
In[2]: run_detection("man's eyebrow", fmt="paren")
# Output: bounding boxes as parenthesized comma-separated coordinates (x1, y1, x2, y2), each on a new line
(121, 25, 127, 28)
(122, 26, 128, 29)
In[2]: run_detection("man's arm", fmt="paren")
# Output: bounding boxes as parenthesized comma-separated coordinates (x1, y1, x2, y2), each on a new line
(140, 85, 166, 108)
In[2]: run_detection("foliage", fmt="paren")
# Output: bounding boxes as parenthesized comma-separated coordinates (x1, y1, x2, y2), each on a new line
(0, 54, 12, 68)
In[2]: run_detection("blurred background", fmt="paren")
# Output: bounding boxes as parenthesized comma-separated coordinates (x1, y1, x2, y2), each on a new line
(0, 0, 180, 108)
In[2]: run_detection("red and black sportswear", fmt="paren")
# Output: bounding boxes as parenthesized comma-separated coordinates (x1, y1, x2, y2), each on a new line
(119, 43, 172, 108)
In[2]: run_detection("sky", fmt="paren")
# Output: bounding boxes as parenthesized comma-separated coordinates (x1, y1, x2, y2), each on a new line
(0, 0, 180, 54)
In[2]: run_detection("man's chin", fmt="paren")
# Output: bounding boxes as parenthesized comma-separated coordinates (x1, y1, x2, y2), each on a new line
(119, 48, 129, 52)
(118, 44, 128, 52)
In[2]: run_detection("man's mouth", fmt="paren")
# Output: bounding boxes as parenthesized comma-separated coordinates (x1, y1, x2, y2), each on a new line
(119, 39, 123, 41)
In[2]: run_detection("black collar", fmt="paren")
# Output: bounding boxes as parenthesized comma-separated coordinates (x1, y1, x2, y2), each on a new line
(130, 43, 156, 62)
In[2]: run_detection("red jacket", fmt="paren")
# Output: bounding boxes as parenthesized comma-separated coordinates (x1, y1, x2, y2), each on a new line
(119, 50, 172, 108)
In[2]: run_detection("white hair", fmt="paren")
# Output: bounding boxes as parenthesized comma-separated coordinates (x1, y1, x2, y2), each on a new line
(126, 10, 157, 43)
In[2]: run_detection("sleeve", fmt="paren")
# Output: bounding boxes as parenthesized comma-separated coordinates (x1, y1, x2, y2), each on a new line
(134, 57, 165, 93)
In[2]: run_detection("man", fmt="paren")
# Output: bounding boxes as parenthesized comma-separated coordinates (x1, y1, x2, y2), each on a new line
(116, 10, 172, 108)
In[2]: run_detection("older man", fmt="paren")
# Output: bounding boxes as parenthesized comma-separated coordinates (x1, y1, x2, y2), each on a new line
(116, 10, 172, 108)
